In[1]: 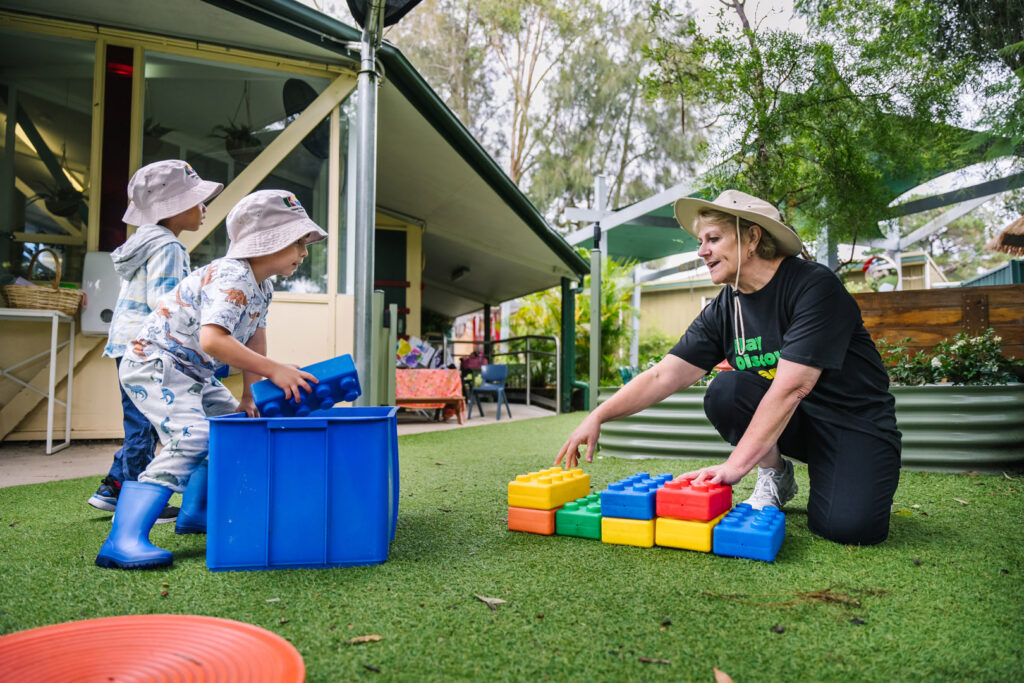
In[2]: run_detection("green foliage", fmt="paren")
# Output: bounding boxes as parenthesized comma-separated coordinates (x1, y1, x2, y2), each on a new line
(801, 0, 1023, 159)
(877, 329, 1023, 385)
(512, 250, 637, 385)
(388, 0, 701, 221)
(642, 0, 997, 251)
(904, 202, 1015, 281)
(638, 327, 676, 370)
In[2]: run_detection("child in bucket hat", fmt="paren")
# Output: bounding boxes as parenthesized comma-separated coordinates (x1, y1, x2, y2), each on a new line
(96, 190, 327, 570)
(90, 160, 223, 520)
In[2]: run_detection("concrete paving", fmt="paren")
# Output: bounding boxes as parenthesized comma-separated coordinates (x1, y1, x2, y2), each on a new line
(0, 402, 557, 488)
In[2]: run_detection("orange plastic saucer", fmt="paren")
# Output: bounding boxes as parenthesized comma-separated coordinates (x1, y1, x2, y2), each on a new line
(0, 614, 304, 682)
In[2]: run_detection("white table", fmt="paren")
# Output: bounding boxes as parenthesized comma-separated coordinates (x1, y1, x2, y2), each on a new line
(0, 308, 75, 454)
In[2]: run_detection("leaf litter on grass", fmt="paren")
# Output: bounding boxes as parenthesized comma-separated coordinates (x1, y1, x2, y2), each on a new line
(701, 585, 887, 609)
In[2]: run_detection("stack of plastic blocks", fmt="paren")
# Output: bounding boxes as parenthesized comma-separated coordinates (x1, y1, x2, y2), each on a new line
(555, 493, 602, 539)
(712, 503, 785, 562)
(599, 473, 674, 548)
(507, 468, 590, 535)
(251, 354, 361, 417)
(654, 479, 733, 552)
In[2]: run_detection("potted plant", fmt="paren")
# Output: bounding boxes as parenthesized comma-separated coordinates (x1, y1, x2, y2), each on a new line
(143, 117, 173, 157)
(210, 119, 263, 165)
(29, 184, 84, 218)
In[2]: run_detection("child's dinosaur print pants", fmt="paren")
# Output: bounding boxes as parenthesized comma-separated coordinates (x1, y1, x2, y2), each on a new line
(120, 355, 237, 492)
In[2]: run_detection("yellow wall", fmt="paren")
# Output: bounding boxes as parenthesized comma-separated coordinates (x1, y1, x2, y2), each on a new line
(640, 282, 723, 338)
(0, 14, 366, 441)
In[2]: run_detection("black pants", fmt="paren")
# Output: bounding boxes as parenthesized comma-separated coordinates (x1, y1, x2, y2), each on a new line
(704, 371, 901, 545)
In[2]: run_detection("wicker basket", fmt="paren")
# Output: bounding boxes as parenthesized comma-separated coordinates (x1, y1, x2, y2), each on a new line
(2, 248, 85, 316)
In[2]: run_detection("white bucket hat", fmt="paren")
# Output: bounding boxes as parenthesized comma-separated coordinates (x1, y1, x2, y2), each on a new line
(225, 190, 328, 259)
(673, 189, 804, 257)
(122, 160, 223, 226)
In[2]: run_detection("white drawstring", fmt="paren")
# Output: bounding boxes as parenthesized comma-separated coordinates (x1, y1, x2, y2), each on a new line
(732, 215, 747, 355)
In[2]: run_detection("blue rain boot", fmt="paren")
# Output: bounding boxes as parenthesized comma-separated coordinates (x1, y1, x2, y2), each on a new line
(175, 459, 208, 535)
(95, 481, 173, 570)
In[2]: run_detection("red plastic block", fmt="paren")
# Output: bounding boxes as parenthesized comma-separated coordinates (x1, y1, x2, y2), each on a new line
(508, 506, 559, 535)
(656, 479, 732, 521)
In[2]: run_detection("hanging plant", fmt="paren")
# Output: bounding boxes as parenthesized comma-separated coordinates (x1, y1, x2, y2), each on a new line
(210, 120, 263, 165)
(143, 117, 173, 157)
(211, 81, 263, 165)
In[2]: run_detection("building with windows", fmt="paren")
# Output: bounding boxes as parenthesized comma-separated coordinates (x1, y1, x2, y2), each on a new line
(0, 0, 587, 441)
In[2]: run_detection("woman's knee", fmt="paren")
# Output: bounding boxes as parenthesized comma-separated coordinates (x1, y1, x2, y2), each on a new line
(703, 371, 770, 440)
(808, 511, 890, 546)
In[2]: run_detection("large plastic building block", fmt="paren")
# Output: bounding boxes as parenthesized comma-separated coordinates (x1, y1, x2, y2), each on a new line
(252, 354, 361, 418)
(601, 517, 655, 548)
(555, 493, 602, 539)
(508, 468, 590, 510)
(656, 479, 733, 522)
(599, 473, 674, 520)
(712, 504, 785, 562)
(508, 506, 559, 535)
(655, 511, 728, 552)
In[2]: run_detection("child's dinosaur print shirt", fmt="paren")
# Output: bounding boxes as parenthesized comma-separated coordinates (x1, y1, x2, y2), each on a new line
(127, 258, 272, 381)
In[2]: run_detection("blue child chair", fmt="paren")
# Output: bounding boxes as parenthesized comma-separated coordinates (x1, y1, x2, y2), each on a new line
(468, 364, 512, 420)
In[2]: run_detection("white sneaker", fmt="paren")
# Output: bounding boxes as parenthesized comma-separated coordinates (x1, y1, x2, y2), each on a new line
(743, 458, 798, 510)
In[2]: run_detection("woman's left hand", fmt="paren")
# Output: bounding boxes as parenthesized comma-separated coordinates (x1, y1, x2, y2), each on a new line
(679, 462, 747, 486)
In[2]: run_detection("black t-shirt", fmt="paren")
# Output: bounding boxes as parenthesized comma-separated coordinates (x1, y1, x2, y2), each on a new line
(669, 256, 900, 446)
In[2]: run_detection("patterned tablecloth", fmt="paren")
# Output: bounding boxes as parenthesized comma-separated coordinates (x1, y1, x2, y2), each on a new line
(395, 369, 466, 424)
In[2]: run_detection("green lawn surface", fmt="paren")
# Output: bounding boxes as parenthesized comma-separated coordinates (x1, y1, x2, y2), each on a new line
(1, 413, 1022, 681)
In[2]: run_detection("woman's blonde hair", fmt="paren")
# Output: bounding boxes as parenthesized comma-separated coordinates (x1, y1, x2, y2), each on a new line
(695, 208, 778, 259)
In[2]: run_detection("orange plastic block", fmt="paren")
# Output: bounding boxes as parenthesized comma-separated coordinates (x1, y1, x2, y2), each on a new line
(655, 511, 728, 552)
(508, 506, 559, 535)
(508, 467, 590, 510)
(656, 479, 732, 521)
(600, 517, 655, 548)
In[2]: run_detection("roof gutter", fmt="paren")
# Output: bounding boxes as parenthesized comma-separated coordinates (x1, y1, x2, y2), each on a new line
(201, 0, 589, 277)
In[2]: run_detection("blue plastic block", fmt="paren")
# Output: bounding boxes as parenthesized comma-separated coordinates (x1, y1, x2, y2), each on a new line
(712, 503, 785, 562)
(251, 354, 361, 417)
(206, 406, 398, 571)
(599, 472, 674, 520)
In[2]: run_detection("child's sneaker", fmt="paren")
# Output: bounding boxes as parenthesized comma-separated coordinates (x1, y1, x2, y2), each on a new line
(87, 476, 120, 511)
(154, 504, 180, 525)
(743, 458, 798, 510)
(90, 476, 179, 523)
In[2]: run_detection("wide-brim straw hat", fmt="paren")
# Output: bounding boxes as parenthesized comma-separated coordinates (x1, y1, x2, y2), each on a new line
(673, 189, 804, 257)
(122, 160, 223, 226)
(225, 189, 327, 259)
(985, 215, 1024, 257)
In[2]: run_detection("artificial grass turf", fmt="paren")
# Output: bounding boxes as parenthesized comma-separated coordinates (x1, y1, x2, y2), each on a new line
(1, 413, 1022, 681)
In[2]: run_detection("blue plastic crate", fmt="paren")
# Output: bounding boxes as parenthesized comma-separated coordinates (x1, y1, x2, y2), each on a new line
(251, 354, 361, 417)
(599, 472, 674, 520)
(712, 504, 785, 562)
(206, 406, 398, 571)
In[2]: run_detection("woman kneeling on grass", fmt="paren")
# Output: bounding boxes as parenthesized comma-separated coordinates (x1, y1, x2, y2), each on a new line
(555, 190, 902, 546)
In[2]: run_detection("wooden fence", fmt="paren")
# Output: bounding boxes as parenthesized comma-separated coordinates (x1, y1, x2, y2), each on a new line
(852, 284, 1024, 360)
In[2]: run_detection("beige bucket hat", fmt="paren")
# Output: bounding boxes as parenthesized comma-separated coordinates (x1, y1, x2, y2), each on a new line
(225, 190, 327, 259)
(122, 160, 223, 226)
(673, 189, 804, 257)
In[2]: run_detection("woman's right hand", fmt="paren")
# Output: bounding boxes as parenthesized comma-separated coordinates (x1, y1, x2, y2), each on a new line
(554, 414, 601, 469)
(268, 362, 317, 402)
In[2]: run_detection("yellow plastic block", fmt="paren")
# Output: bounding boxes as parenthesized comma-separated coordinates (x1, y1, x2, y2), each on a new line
(601, 517, 655, 548)
(655, 512, 728, 552)
(508, 467, 591, 510)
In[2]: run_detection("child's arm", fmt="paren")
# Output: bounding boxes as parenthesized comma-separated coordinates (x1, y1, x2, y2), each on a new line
(199, 324, 316, 406)
(236, 327, 267, 417)
(146, 244, 188, 310)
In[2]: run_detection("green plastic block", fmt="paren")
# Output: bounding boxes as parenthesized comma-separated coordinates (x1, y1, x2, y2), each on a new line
(555, 494, 602, 540)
